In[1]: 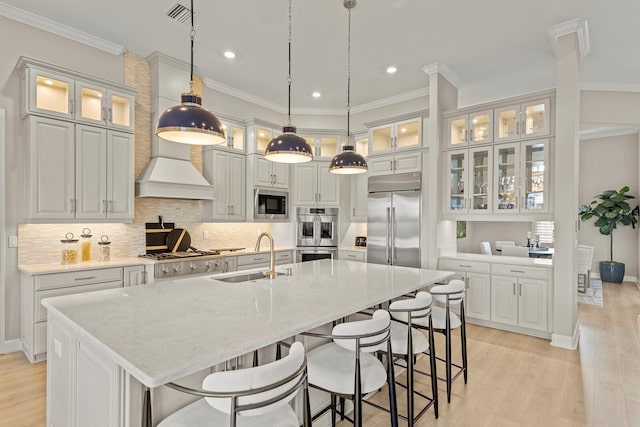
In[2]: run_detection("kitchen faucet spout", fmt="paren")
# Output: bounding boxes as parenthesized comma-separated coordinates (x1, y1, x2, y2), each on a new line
(254, 232, 276, 279)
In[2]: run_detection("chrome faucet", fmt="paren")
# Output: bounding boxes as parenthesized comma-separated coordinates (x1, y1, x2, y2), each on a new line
(255, 232, 276, 279)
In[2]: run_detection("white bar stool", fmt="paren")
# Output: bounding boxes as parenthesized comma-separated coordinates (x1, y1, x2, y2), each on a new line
(157, 341, 311, 427)
(386, 291, 438, 425)
(303, 310, 398, 427)
(430, 279, 468, 403)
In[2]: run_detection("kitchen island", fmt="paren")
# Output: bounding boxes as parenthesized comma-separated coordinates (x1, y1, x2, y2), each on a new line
(42, 259, 453, 427)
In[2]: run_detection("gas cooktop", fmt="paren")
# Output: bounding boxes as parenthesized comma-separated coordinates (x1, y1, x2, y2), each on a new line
(139, 249, 220, 260)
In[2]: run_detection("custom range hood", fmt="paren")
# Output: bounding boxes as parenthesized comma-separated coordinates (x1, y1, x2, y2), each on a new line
(136, 52, 215, 200)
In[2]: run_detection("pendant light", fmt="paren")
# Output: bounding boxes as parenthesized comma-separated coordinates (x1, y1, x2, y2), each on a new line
(329, 0, 367, 174)
(264, 0, 313, 164)
(155, 0, 225, 146)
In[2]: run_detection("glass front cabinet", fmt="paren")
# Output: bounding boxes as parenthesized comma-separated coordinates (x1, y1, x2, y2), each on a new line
(445, 147, 493, 214)
(494, 139, 549, 214)
(494, 99, 550, 143)
(369, 117, 421, 154)
(445, 110, 493, 149)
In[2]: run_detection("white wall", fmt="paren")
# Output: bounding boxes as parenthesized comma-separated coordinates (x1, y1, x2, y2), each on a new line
(578, 133, 639, 278)
(456, 221, 532, 254)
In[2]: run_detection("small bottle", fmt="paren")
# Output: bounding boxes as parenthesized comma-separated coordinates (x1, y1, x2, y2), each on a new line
(61, 232, 79, 265)
(81, 228, 92, 261)
(98, 235, 111, 262)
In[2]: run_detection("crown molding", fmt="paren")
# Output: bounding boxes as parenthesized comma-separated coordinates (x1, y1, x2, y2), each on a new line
(204, 76, 429, 116)
(0, 2, 125, 55)
(548, 18, 590, 60)
(422, 62, 462, 88)
(579, 126, 640, 141)
(581, 81, 640, 93)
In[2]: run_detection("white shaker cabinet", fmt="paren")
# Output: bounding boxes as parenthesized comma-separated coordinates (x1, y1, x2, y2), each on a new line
(293, 162, 340, 206)
(254, 155, 289, 189)
(367, 151, 422, 177)
(440, 259, 491, 321)
(350, 173, 368, 221)
(444, 147, 492, 214)
(203, 149, 246, 221)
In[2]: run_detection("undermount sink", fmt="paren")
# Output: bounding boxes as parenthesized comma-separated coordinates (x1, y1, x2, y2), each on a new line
(213, 271, 285, 283)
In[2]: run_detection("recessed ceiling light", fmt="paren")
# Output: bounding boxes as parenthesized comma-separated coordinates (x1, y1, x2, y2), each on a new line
(224, 50, 236, 59)
(386, 66, 397, 74)
(312, 91, 321, 98)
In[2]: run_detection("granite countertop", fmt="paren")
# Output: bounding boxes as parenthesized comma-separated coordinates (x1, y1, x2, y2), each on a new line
(42, 259, 453, 388)
(19, 257, 156, 275)
(440, 252, 553, 267)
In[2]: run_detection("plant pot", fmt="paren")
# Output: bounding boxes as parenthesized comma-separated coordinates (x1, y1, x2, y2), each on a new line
(599, 261, 625, 283)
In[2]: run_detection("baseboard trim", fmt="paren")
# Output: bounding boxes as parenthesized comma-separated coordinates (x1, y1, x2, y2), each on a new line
(551, 322, 580, 350)
(591, 272, 638, 283)
(0, 338, 21, 354)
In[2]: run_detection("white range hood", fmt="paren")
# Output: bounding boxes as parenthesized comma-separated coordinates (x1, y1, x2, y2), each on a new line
(135, 52, 215, 200)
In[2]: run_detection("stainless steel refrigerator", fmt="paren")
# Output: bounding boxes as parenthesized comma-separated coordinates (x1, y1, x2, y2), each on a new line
(367, 172, 421, 267)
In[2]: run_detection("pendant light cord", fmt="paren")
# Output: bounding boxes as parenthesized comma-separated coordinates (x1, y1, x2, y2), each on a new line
(287, 0, 293, 125)
(346, 6, 351, 140)
(189, 0, 195, 91)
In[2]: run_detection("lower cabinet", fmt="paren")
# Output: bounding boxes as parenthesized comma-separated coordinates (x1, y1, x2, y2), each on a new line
(491, 275, 547, 332)
(236, 250, 294, 271)
(440, 259, 491, 321)
(338, 250, 366, 262)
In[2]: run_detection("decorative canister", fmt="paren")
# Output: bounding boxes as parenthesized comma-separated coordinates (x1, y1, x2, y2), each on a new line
(98, 235, 111, 262)
(61, 232, 79, 265)
(80, 228, 92, 261)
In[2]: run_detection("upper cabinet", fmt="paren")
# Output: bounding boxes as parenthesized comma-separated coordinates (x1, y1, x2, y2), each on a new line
(21, 59, 136, 132)
(293, 162, 340, 206)
(494, 99, 550, 143)
(219, 119, 245, 152)
(444, 147, 493, 214)
(445, 109, 493, 149)
(253, 156, 289, 189)
(369, 117, 422, 155)
(202, 149, 246, 221)
(247, 122, 279, 155)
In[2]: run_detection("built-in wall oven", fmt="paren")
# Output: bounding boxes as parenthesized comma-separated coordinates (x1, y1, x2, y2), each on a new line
(296, 207, 338, 262)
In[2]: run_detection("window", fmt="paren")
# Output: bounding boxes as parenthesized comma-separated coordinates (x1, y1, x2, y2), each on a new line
(534, 221, 554, 245)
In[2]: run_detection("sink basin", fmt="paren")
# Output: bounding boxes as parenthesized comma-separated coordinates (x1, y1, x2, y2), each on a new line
(214, 271, 285, 283)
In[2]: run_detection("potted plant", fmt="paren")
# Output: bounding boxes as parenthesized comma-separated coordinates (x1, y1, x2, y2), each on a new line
(578, 186, 639, 283)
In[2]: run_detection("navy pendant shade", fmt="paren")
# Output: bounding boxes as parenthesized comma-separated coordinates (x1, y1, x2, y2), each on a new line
(264, 125, 313, 163)
(156, 93, 226, 145)
(329, 145, 367, 174)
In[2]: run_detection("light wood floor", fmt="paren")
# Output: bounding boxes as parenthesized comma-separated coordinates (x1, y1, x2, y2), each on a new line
(1, 281, 639, 427)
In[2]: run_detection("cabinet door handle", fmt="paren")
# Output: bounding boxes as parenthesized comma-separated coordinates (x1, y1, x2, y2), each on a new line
(389, 160, 393, 171)
(510, 270, 525, 274)
(512, 282, 516, 295)
(519, 283, 522, 296)
(394, 160, 397, 170)
(522, 119, 526, 135)
(69, 100, 74, 115)
(459, 264, 472, 268)
(142, 270, 148, 285)
(102, 107, 107, 122)
(229, 136, 234, 148)
(70, 198, 76, 213)
(353, 208, 355, 216)
(108, 108, 113, 124)
(109, 200, 114, 213)
(469, 128, 474, 142)
(230, 205, 234, 215)
(464, 129, 468, 142)
(516, 120, 520, 135)
(75, 276, 97, 281)
(103, 200, 107, 213)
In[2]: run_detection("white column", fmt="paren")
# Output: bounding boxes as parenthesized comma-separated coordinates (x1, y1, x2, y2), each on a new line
(548, 19, 589, 349)
(422, 64, 459, 267)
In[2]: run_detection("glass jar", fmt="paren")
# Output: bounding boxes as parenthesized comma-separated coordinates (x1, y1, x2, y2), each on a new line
(81, 228, 92, 261)
(98, 235, 111, 262)
(61, 232, 79, 265)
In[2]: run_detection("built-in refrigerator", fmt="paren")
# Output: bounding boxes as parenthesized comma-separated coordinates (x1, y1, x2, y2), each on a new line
(367, 172, 421, 267)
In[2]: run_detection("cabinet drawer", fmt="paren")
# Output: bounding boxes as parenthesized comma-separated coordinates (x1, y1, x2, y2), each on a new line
(492, 264, 547, 280)
(237, 253, 270, 266)
(35, 280, 123, 322)
(440, 259, 490, 274)
(35, 268, 123, 290)
(34, 322, 47, 355)
(340, 251, 365, 262)
(275, 251, 293, 262)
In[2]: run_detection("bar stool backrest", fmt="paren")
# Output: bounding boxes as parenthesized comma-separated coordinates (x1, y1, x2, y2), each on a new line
(202, 341, 306, 417)
(332, 310, 391, 353)
(388, 292, 433, 324)
(429, 279, 465, 307)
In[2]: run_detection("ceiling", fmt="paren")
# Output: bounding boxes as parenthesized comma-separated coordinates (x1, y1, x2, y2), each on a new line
(2, 0, 640, 113)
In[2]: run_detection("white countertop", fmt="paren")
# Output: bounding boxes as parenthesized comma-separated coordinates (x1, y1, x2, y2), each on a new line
(19, 257, 156, 275)
(42, 259, 453, 388)
(338, 246, 367, 251)
(440, 252, 553, 268)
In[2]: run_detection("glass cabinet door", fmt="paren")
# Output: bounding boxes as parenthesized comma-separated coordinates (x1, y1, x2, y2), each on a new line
(470, 147, 492, 212)
(77, 83, 106, 124)
(447, 115, 468, 148)
(447, 150, 467, 211)
(354, 135, 368, 157)
(522, 139, 548, 212)
(318, 136, 339, 159)
(29, 69, 75, 119)
(255, 127, 273, 153)
(469, 110, 493, 144)
(222, 123, 245, 151)
(395, 119, 421, 150)
(108, 91, 133, 130)
(370, 124, 393, 153)
(495, 105, 519, 142)
(523, 99, 550, 138)
(495, 143, 519, 212)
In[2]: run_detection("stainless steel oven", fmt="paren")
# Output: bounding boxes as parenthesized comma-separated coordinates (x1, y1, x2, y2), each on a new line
(297, 247, 338, 263)
(296, 207, 338, 247)
(254, 189, 289, 220)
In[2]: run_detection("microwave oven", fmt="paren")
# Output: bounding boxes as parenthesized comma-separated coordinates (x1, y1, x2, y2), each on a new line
(254, 189, 289, 220)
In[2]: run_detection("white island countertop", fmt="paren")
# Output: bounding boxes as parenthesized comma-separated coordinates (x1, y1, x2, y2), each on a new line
(440, 252, 553, 268)
(42, 259, 453, 388)
(19, 257, 156, 275)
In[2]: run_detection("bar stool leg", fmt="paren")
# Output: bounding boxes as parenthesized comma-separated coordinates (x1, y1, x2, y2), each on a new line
(386, 340, 399, 427)
(461, 304, 468, 384)
(354, 357, 362, 427)
(428, 317, 439, 418)
(406, 329, 414, 426)
(339, 397, 345, 420)
(445, 308, 452, 403)
(330, 394, 337, 427)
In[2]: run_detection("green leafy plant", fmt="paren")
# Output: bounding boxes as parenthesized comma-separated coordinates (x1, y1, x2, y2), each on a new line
(578, 186, 639, 262)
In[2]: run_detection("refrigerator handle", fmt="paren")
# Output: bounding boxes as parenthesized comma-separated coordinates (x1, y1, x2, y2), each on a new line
(314, 217, 320, 246)
(386, 207, 391, 264)
(391, 207, 396, 265)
